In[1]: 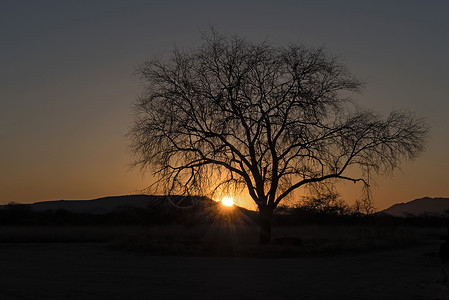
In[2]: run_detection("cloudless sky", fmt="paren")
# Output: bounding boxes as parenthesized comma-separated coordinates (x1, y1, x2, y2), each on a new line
(1, 0, 448, 210)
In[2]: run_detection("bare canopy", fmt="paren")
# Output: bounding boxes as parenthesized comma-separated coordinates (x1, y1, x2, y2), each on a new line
(130, 31, 428, 243)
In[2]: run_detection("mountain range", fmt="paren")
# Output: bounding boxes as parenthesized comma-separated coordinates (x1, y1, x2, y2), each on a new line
(4, 195, 449, 218)
(381, 197, 449, 217)
(11, 195, 218, 214)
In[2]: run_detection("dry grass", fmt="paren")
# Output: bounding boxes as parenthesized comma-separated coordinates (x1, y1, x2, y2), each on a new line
(0, 225, 142, 243)
(0, 223, 443, 257)
(110, 223, 444, 257)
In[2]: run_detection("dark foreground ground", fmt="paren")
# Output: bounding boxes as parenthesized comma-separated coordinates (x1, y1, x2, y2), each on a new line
(0, 242, 448, 300)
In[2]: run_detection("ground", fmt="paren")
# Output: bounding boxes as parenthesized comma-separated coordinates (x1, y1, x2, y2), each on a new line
(0, 242, 447, 299)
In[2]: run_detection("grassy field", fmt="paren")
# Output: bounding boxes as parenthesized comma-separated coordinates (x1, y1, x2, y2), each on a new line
(0, 242, 445, 299)
(1, 222, 447, 298)
(0, 223, 444, 257)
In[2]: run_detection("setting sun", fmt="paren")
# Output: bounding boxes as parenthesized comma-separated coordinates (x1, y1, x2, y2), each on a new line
(221, 196, 234, 207)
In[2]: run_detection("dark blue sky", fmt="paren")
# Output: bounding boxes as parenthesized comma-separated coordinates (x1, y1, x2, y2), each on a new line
(1, 0, 448, 209)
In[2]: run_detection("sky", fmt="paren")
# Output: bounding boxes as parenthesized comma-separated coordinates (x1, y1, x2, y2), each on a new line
(1, 0, 448, 210)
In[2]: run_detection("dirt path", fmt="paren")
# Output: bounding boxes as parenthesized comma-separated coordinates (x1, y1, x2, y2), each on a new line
(0, 242, 447, 299)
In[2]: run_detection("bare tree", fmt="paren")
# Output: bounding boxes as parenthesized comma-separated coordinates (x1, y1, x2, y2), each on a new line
(129, 31, 428, 244)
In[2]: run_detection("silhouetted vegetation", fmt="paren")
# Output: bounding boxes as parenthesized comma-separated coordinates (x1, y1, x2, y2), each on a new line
(1, 200, 446, 256)
(1, 201, 447, 228)
(0, 201, 256, 226)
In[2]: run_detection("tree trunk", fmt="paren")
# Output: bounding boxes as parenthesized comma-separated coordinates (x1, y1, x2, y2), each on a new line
(259, 207, 273, 244)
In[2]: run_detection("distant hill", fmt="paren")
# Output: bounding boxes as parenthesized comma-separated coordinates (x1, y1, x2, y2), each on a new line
(0, 195, 258, 226)
(8, 195, 218, 214)
(382, 197, 449, 217)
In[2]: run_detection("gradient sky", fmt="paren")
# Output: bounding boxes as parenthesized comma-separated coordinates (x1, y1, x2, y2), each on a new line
(1, 0, 448, 210)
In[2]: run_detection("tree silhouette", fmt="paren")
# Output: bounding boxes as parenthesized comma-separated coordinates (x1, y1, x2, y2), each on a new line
(130, 31, 428, 244)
